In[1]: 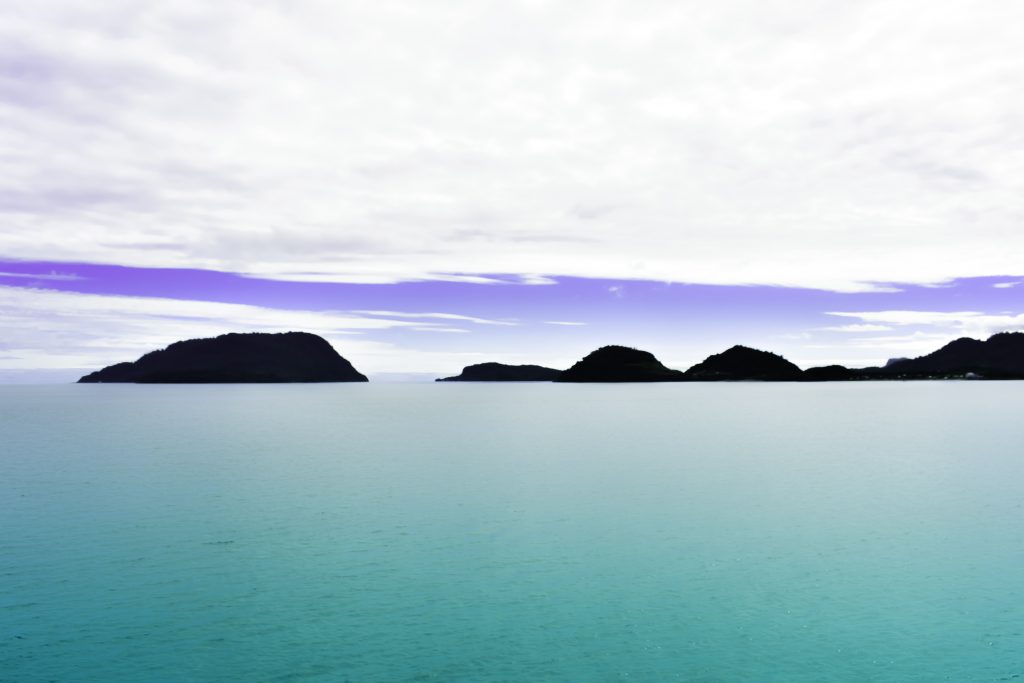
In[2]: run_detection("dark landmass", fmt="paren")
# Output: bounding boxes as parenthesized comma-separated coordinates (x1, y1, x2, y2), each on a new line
(875, 332, 1024, 379)
(78, 332, 368, 383)
(802, 365, 858, 382)
(76, 330, 1024, 385)
(684, 345, 804, 381)
(556, 345, 686, 382)
(685, 333, 1024, 381)
(494, 334, 1024, 384)
(799, 332, 1024, 381)
(436, 362, 562, 382)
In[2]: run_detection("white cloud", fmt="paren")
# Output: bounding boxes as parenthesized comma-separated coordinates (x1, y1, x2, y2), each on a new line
(519, 275, 559, 285)
(545, 321, 586, 326)
(0, 285, 485, 375)
(825, 311, 984, 326)
(1, 1, 1023, 291)
(994, 281, 1021, 289)
(840, 331, 966, 352)
(823, 313, 1024, 339)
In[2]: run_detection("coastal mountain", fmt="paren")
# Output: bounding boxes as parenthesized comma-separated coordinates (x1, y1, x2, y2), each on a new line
(436, 362, 562, 382)
(880, 332, 1024, 378)
(78, 332, 368, 383)
(556, 345, 685, 382)
(684, 345, 803, 381)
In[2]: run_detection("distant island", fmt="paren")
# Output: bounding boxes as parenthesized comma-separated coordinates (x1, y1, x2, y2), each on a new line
(436, 362, 562, 382)
(78, 332, 368, 383)
(76, 330, 1024, 384)
(556, 346, 686, 382)
(683, 345, 803, 381)
(874, 332, 1024, 379)
(438, 332, 1024, 383)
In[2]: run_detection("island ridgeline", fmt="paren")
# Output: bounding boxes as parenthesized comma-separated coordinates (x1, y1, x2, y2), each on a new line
(436, 362, 562, 382)
(78, 332, 368, 383)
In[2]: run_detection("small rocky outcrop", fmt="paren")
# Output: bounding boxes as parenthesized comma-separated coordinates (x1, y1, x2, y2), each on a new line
(556, 346, 686, 382)
(436, 362, 562, 382)
(684, 345, 803, 381)
(78, 332, 368, 383)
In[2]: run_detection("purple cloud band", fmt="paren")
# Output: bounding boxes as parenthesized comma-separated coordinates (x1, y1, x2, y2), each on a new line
(2, 258, 1021, 328)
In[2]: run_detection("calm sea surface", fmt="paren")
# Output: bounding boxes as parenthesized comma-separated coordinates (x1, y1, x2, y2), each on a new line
(2, 383, 1023, 682)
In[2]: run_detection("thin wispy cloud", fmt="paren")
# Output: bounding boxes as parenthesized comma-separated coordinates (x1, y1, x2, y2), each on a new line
(828, 310, 998, 327)
(0, 271, 82, 281)
(2, 1, 1022, 291)
(827, 309, 1024, 341)
(818, 323, 893, 333)
(354, 311, 518, 326)
(409, 327, 470, 334)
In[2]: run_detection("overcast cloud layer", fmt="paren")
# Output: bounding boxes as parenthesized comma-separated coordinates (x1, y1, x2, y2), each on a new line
(2, 0, 1023, 291)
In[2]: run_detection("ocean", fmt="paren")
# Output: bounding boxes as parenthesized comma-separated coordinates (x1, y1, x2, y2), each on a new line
(2, 382, 1023, 682)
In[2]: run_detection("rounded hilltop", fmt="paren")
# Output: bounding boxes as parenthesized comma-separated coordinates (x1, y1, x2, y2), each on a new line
(683, 345, 803, 381)
(78, 332, 368, 383)
(556, 345, 686, 382)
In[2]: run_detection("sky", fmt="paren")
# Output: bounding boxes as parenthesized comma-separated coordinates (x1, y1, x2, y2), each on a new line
(1, 1, 1022, 381)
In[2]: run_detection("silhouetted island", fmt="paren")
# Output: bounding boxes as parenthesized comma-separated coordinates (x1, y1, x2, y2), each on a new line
(873, 332, 1024, 379)
(78, 332, 368, 383)
(75, 329, 1024, 385)
(684, 345, 803, 381)
(436, 362, 562, 382)
(556, 346, 686, 382)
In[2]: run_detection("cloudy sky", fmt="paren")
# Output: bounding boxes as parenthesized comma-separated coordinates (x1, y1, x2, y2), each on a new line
(1, 0, 1022, 380)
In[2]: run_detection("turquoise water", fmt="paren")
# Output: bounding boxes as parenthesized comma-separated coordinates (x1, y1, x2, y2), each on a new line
(2, 383, 1023, 682)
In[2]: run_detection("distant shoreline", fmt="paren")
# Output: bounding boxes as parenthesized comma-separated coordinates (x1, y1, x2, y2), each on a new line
(76, 331, 1024, 384)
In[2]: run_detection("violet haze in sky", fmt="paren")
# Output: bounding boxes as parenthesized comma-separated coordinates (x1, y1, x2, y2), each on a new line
(1, 1, 1022, 380)
(1, 260, 1022, 382)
